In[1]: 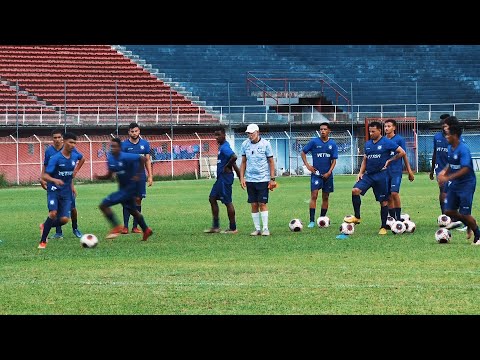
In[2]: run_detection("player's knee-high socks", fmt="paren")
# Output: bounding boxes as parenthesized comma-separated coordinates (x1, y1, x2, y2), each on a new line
(122, 206, 130, 228)
(381, 205, 389, 228)
(132, 205, 141, 228)
(352, 195, 361, 219)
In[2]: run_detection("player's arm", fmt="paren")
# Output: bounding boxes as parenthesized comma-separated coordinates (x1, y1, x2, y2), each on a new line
(430, 138, 437, 180)
(224, 153, 239, 175)
(383, 146, 406, 169)
(323, 159, 337, 180)
(267, 156, 276, 190)
(95, 170, 114, 181)
(42, 172, 64, 186)
(239, 155, 247, 190)
(357, 155, 367, 181)
(300, 151, 316, 174)
(133, 156, 147, 182)
(73, 157, 86, 178)
(401, 149, 415, 182)
(40, 163, 47, 190)
(145, 153, 153, 187)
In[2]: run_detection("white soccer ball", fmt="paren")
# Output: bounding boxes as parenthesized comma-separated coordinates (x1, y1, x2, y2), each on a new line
(391, 220, 406, 234)
(438, 214, 451, 227)
(404, 220, 416, 233)
(339, 222, 355, 235)
(316, 216, 330, 228)
(386, 216, 396, 229)
(80, 233, 98, 248)
(289, 219, 303, 232)
(400, 213, 410, 222)
(435, 228, 452, 243)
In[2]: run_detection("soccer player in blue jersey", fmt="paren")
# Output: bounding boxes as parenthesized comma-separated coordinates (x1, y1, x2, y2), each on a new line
(430, 114, 465, 230)
(240, 124, 277, 236)
(38, 133, 83, 249)
(383, 119, 415, 222)
(121, 123, 153, 234)
(95, 138, 153, 241)
(437, 117, 480, 245)
(344, 121, 407, 235)
(301, 122, 338, 228)
(204, 128, 241, 234)
(40, 129, 85, 239)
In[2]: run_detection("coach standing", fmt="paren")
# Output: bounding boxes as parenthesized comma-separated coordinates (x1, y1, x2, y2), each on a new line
(240, 124, 276, 236)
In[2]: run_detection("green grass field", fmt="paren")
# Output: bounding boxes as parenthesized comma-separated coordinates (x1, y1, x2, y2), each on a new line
(1, 173, 480, 314)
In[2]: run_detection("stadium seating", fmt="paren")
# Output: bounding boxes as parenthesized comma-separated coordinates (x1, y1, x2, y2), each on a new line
(0, 45, 215, 122)
(123, 45, 480, 107)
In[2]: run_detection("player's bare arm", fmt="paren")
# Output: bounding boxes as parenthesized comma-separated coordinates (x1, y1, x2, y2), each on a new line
(383, 146, 406, 170)
(430, 147, 437, 180)
(323, 158, 337, 180)
(42, 172, 64, 186)
(95, 170, 114, 181)
(239, 155, 247, 190)
(40, 164, 47, 190)
(145, 153, 153, 187)
(300, 151, 316, 174)
(267, 156, 276, 190)
(357, 155, 367, 181)
(73, 157, 86, 178)
(224, 154, 238, 174)
(401, 148, 415, 182)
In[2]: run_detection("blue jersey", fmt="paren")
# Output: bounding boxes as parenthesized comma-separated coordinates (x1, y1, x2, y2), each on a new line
(121, 138, 150, 178)
(217, 141, 235, 180)
(45, 151, 83, 194)
(447, 142, 476, 190)
(364, 136, 399, 175)
(434, 132, 465, 174)
(107, 152, 141, 191)
(241, 138, 274, 182)
(44, 145, 83, 166)
(302, 137, 338, 174)
(387, 134, 406, 176)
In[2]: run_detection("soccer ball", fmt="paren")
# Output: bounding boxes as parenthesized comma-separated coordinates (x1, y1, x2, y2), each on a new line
(289, 219, 303, 232)
(435, 228, 452, 243)
(386, 216, 396, 229)
(404, 220, 416, 233)
(438, 214, 451, 227)
(400, 213, 410, 222)
(391, 220, 406, 234)
(316, 216, 330, 228)
(80, 234, 98, 248)
(339, 222, 354, 235)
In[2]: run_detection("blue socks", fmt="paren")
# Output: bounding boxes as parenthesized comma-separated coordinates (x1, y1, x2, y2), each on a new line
(133, 205, 141, 228)
(122, 206, 130, 228)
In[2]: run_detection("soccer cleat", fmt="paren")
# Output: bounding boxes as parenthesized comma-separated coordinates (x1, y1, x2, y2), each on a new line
(344, 215, 361, 224)
(378, 228, 387, 235)
(131, 227, 142, 234)
(261, 229, 270, 236)
(307, 222, 316, 228)
(106, 225, 124, 239)
(38, 242, 47, 249)
(472, 238, 480, 245)
(121, 227, 129, 235)
(250, 230, 262, 236)
(221, 229, 238, 234)
(457, 225, 468, 232)
(72, 229, 82, 238)
(52, 233, 64, 239)
(142, 228, 153, 241)
(446, 221, 464, 230)
(203, 227, 221, 233)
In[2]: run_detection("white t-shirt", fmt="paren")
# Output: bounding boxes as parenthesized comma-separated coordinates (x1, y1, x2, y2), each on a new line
(241, 138, 274, 182)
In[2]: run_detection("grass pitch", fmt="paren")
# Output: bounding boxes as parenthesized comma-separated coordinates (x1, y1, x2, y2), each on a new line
(1, 174, 480, 314)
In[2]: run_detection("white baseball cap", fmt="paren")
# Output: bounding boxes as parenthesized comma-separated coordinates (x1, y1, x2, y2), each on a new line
(245, 124, 259, 133)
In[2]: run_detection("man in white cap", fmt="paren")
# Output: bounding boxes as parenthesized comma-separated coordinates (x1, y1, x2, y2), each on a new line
(240, 124, 277, 236)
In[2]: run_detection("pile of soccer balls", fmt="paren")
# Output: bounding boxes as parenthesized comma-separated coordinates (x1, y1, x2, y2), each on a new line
(436, 214, 453, 243)
(387, 213, 416, 235)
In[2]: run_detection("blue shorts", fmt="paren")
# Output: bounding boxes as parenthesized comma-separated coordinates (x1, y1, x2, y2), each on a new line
(47, 191, 72, 219)
(246, 182, 269, 204)
(388, 174, 402, 193)
(444, 187, 475, 215)
(311, 174, 334, 193)
(210, 178, 233, 205)
(354, 172, 390, 202)
(101, 190, 136, 210)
